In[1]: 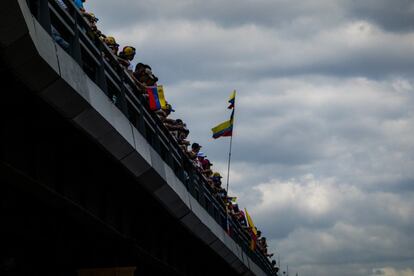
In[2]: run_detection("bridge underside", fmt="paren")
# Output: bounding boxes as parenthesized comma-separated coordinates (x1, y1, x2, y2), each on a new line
(0, 68, 238, 276)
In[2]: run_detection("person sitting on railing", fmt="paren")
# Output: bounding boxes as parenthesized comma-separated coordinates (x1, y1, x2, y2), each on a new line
(118, 46, 136, 72)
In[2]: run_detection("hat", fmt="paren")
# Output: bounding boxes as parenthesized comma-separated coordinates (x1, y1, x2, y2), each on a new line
(122, 46, 136, 58)
(192, 143, 202, 149)
(104, 36, 119, 47)
(86, 13, 99, 22)
(197, 152, 206, 158)
(213, 172, 222, 178)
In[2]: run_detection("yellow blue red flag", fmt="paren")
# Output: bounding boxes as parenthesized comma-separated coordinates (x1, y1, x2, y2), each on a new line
(212, 119, 233, 139)
(212, 91, 236, 139)
(147, 85, 167, 111)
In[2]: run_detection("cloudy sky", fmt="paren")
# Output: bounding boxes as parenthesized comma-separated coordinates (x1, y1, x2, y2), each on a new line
(86, 1, 414, 275)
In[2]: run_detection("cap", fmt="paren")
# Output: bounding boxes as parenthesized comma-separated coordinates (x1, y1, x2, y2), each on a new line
(213, 172, 222, 178)
(197, 152, 206, 158)
(192, 143, 202, 149)
(122, 46, 136, 57)
(104, 36, 119, 47)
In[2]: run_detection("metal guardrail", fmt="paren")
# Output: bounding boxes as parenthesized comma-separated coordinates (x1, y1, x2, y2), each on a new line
(26, 0, 275, 274)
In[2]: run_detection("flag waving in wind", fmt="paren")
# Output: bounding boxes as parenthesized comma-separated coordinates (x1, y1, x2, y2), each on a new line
(147, 85, 167, 111)
(212, 90, 236, 139)
(245, 208, 258, 251)
(228, 90, 236, 109)
(212, 119, 233, 139)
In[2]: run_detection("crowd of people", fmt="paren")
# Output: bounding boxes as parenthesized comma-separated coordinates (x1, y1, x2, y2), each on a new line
(51, 0, 279, 272)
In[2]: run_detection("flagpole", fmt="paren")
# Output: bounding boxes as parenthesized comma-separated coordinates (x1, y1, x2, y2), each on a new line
(226, 134, 233, 192)
(226, 91, 236, 192)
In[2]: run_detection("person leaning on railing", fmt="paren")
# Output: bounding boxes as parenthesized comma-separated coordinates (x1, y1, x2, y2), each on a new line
(176, 124, 190, 152)
(82, 12, 106, 41)
(271, 260, 279, 274)
(73, 0, 86, 12)
(201, 158, 213, 178)
(133, 63, 159, 86)
(209, 172, 222, 193)
(187, 143, 201, 160)
(117, 46, 136, 72)
(104, 36, 119, 56)
(231, 204, 245, 225)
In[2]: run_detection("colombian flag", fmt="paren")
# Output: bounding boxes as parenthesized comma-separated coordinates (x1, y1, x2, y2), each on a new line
(212, 119, 233, 139)
(147, 85, 166, 111)
(212, 91, 236, 139)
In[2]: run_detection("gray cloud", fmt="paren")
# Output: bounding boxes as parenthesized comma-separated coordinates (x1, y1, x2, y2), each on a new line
(346, 0, 414, 32)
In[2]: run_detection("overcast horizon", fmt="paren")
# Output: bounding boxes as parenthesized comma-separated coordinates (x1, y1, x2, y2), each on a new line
(86, 1, 414, 275)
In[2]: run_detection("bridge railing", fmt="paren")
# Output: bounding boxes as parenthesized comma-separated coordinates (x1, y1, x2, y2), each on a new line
(26, 0, 275, 274)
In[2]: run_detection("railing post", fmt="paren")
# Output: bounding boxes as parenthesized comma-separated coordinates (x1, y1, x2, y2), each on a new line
(71, 10, 82, 63)
(117, 78, 129, 116)
(95, 44, 109, 94)
(137, 104, 146, 136)
(38, 0, 51, 34)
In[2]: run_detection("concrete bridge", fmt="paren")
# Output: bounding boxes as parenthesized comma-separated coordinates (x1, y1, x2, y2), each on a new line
(0, 0, 276, 275)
